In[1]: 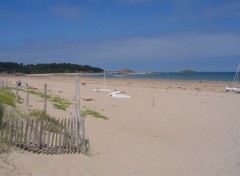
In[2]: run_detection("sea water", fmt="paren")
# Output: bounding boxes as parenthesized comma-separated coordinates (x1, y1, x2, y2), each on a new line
(81, 72, 235, 82)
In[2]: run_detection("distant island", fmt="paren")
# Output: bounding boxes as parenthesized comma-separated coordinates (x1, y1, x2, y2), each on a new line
(0, 62, 103, 74)
(179, 69, 197, 74)
(111, 69, 135, 74)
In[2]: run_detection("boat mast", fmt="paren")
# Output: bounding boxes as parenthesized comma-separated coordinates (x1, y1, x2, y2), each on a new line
(232, 63, 240, 87)
(104, 70, 107, 90)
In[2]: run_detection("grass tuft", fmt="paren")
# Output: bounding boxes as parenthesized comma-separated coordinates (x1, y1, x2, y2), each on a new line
(28, 90, 50, 99)
(27, 90, 71, 111)
(81, 109, 108, 120)
(29, 109, 51, 120)
(29, 109, 63, 132)
(50, 96, 71, 111)
(0, 88, 16, 107)
(0, 103, 4, 128)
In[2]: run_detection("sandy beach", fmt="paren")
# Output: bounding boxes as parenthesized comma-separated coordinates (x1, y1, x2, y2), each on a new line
(1, 74, 240, 176)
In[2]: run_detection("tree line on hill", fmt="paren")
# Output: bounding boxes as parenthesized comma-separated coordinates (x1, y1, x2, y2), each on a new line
(0, 62, 103, 74)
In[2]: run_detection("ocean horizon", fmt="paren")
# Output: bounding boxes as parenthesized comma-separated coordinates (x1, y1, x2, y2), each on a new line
(80, 72, 236, 82)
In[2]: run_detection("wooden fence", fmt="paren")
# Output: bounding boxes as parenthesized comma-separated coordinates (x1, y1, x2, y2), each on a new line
(0, 115, 89, 154)
(0, 77, 88, 154)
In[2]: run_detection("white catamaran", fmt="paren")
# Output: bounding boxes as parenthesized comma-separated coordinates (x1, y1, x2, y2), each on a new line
(225, 63, 240, 93)
(109, 91, 131, 98)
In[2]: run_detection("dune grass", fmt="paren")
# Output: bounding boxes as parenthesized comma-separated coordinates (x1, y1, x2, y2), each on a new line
(50, 96, 71, 111)
(81, 109, 108, 120)
(28, 89, 49, 99)
(0, 88, 17, 107)
(0, 103, 4, 128)
(29, 109, 63, 132)
(0, 102, 12, 154)
(24, 89, 71, 111)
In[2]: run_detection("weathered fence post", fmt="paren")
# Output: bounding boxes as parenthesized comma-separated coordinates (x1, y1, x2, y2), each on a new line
(66, 118, 70, 153)
(58, 119, 63, 154)
(63, 118, 67, 153)
(38, 120, 44, 153)
(44, 84, 47, 113)
(23, 120, 29, 149)
(47, 119, 51, 153)
(70, 117, 74, 153)
(33, 120, 39, 152)
(10, 119, 14, 144)
(50, 119, 55, 154)
(26, 83, 29, 109)
(55, 118, 60, 153)
(42, 121, 47, 152)
(19, 120, 24, 146)
(16, 83, 19, 101)
(28, 119, 34, 151)
(75, 76, 86, 153)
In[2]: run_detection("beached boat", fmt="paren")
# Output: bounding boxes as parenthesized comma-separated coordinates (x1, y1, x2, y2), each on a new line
(92, 70, 112, 92)
(109, 91, 131, 98)
(225, 63, 240, 93)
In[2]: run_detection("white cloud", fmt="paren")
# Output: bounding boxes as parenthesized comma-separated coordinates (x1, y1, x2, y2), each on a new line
(76, 32, 240, 62)
(0, 32, 240, 66)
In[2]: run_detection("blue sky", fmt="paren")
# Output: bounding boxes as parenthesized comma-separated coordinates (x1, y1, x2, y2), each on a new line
(0, 0, 240, 72)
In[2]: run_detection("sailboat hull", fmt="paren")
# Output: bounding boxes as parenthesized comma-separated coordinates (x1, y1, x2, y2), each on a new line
(225, 87, 234, 91)
(109, 91, 131, 98)
(93, 88, 112, 92)
(225, 87, 240, 92)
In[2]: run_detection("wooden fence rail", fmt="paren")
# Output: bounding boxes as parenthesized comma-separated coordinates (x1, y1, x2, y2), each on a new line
(0, 77, 87, 155)
(0, 116, 89, 155)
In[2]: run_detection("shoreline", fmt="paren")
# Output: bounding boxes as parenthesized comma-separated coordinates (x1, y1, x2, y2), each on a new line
(2, 74, 232, 95)
(1, 72, 234, 83)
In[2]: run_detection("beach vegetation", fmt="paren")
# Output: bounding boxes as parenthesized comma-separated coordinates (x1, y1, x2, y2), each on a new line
(50, 96, 71, 111)
(0, 103, 16, 154)
(0, 87, 17, 107)
(0, 142, 11, 154)
(81, 109, 108, 120)
(26, 89, 71, 111)
(29, 109, 63, 132)
(0, 103, 4, 128)
(29, 109, 52, 120)
(28, 89, 50, 99)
